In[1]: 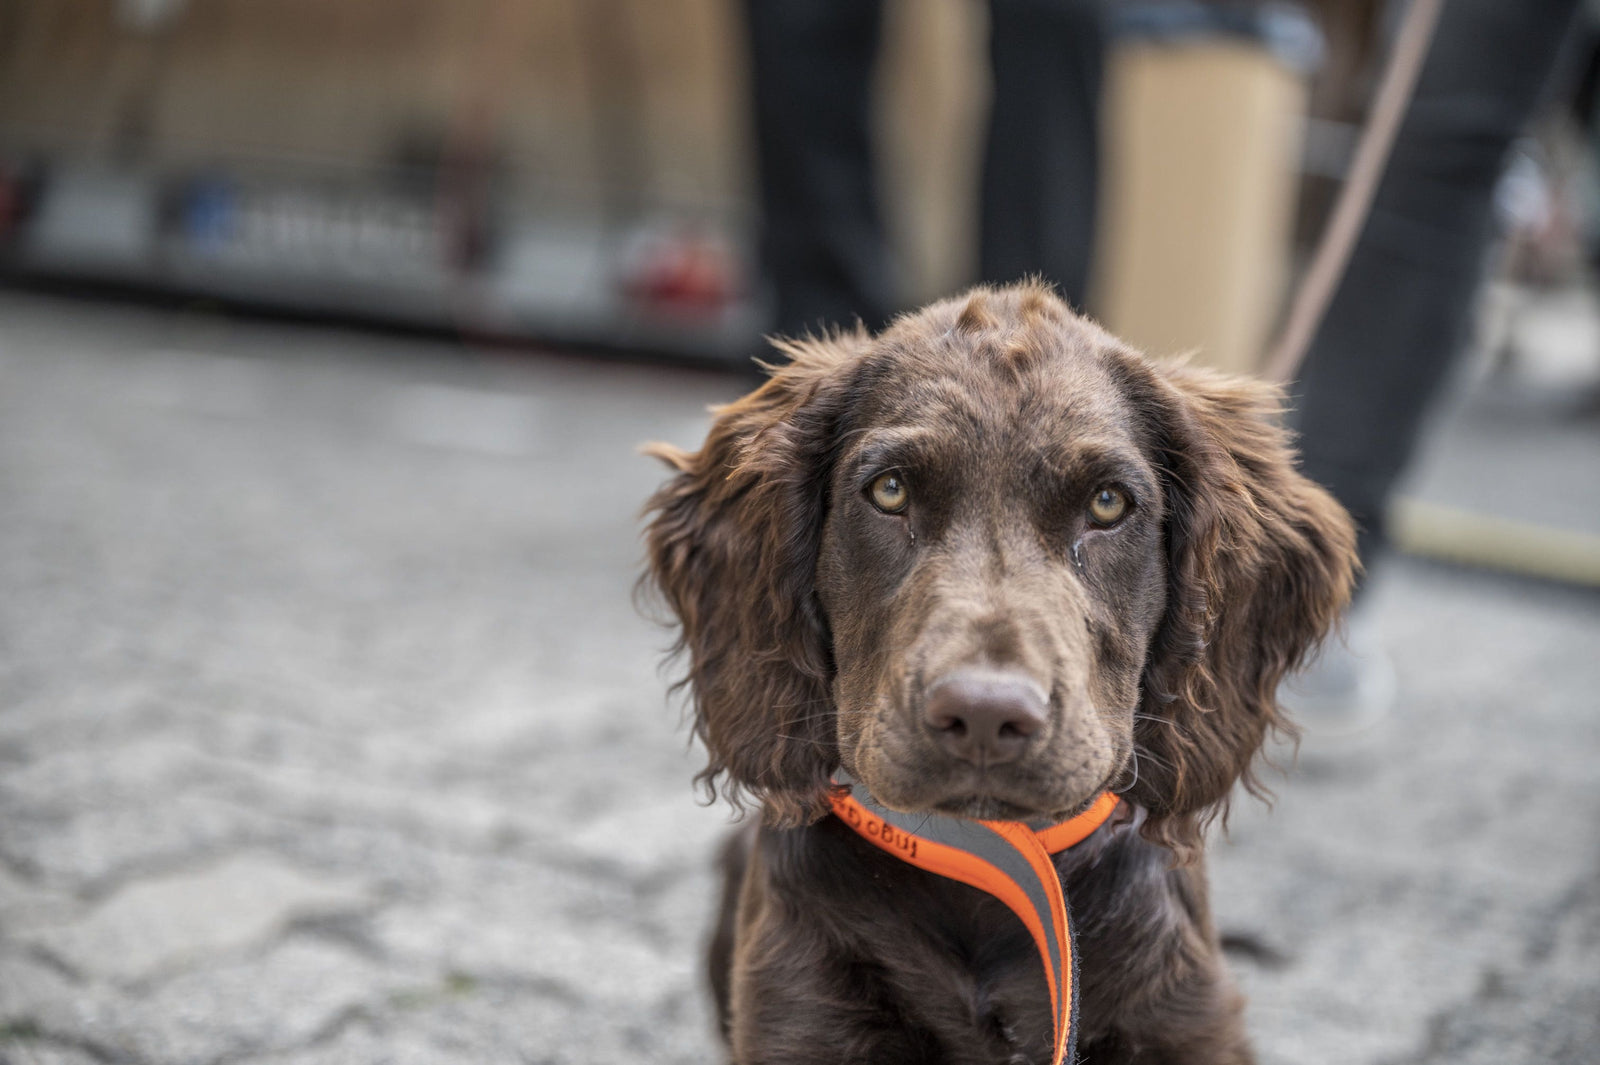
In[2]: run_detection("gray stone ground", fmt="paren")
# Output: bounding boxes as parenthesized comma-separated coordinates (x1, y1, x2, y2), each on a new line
(0, 290, 1596, 1065)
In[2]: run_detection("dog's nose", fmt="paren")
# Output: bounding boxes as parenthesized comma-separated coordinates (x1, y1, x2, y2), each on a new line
(922, 670, 1048, 766)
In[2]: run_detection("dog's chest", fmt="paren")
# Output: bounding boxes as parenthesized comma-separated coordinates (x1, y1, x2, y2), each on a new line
(842, 849, 1065, 1060)
(786, 817, 1172, 1061)
(943, 924, 1058, 1060)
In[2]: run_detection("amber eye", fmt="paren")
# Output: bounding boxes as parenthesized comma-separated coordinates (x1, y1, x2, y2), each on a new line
(1088, 487, 1129, 525)
(868, 472, 909, 513)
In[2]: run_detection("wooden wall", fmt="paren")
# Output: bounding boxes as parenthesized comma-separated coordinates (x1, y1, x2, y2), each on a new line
(0, 0, 744, 214)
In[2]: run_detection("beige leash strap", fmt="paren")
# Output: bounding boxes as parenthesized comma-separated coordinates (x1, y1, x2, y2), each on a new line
(1262, 0, 1446, 384)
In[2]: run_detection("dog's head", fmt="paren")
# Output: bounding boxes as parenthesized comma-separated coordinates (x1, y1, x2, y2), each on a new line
(644, 283, 1356, 856)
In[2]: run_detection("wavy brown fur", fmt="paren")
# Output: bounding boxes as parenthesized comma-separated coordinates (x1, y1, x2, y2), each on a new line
(643, 329, 871, 826)
(1108, 357, 1357, 858)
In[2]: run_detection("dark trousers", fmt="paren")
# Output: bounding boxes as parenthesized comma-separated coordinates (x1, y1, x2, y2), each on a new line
(1291, 0, 1584, 569)
(744, 0, 1105, 339)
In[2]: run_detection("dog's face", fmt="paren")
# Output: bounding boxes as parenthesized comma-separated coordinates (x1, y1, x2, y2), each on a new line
(816, 331, 1168, 821)
(645, 283, 1355, 854)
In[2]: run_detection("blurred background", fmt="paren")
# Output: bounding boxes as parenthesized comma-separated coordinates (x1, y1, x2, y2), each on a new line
(1, 1, 1598, 1063)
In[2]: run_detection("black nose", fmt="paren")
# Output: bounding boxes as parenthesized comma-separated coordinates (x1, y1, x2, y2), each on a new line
(922, 669, 1048, 766)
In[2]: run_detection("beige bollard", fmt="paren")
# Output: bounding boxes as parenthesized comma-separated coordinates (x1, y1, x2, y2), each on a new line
(1094, 38, 1307, 374)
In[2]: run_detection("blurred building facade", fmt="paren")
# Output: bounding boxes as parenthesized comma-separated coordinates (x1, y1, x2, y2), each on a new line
(0, 1, 1592, 372)
(1, 0, 1013, 361)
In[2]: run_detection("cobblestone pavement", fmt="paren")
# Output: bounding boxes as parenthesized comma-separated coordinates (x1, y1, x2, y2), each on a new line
(1, 292, 1597, 1065)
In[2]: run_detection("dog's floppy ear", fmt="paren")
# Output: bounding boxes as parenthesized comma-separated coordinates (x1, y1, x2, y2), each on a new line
(1114, 356, 1358, 859)
(643, 332, 868, 826)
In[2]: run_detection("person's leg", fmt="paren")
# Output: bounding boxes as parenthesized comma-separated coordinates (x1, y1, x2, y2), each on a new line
(744, 0, 896, 339)
(1292, 0, 1584, 573)
(980, 0, 1105, 309)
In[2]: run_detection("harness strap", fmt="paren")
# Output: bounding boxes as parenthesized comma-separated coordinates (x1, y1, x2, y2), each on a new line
(829, 773, 1119, 1065)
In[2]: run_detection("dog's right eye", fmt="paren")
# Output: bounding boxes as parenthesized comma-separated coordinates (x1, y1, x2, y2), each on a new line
(868, 472, 909, 514)
(1088, 487, 1130, 526)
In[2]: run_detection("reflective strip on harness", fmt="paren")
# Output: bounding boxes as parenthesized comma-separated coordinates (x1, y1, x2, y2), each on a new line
(829, 773, 1119, 1065)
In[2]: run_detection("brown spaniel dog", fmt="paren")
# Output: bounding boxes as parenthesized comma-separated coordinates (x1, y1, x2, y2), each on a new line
(644, 283, 1356, 1064)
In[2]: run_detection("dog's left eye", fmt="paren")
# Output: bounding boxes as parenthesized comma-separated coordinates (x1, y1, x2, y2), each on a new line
(868, 472, 909, 514)
(1088, 487, 1129, 526)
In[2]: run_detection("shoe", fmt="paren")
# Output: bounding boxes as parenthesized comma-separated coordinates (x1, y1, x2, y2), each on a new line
(1277, 609, 1396, 748)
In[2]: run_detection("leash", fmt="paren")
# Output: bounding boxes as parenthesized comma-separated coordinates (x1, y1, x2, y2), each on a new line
(829, 772, 1121, 1065)
(1261, 0, 1445, 383)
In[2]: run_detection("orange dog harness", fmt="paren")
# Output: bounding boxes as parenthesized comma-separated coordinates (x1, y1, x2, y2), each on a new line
(830, 773, 1120, 1065)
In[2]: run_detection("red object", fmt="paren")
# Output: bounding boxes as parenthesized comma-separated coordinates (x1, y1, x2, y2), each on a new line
(621, 228, 737, 316)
